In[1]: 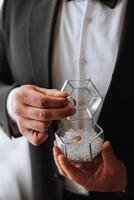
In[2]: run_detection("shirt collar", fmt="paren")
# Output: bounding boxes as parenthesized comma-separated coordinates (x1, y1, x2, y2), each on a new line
(68, 0, 118, 9)
(100, 0, 118, 8)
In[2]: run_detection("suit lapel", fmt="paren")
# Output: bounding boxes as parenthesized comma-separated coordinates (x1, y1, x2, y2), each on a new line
(29, 0, 60, 88)
(98, 1, 134, 138)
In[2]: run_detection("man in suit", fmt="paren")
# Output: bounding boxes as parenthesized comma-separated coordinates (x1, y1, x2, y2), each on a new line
(0, 0, 133, 199)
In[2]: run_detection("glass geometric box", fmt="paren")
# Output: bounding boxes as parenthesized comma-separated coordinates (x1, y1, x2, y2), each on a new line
(55, 79, 104, 162)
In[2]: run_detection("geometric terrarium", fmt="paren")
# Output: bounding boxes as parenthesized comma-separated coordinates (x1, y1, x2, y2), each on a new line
(55, 79, 104, 162)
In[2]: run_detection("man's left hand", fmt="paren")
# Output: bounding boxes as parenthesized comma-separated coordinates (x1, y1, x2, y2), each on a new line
(53, 141, 127, 192)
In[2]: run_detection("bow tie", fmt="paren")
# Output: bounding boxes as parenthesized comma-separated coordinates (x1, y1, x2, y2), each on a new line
(68, 0, 118, 9)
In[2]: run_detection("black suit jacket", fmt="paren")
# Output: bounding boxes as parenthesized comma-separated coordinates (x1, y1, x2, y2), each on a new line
(0, 0, 134, 200)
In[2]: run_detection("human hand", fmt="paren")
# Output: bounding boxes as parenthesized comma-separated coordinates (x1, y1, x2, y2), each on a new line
(53, 141, 127, 192)
(12, 85, 75, 145)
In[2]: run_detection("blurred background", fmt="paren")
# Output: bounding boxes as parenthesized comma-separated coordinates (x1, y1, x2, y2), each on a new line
(0, 1, 33, 199)
(0, 131, 33, 200)
(0, 0, 2, 7)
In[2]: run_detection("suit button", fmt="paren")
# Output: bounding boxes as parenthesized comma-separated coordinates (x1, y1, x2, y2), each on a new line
(86, 17, 92, 24)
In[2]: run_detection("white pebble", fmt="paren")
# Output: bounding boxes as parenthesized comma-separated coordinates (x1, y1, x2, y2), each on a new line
(60, 128, 103, 162)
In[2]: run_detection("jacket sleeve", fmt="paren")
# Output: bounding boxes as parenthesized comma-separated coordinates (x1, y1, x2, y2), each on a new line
(0, 3, 20, 138)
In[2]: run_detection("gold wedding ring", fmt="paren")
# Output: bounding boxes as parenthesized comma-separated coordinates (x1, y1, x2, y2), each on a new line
(72, 135, 81, 143)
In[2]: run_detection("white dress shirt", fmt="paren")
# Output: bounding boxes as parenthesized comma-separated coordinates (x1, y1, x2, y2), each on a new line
(7, 0, 127, 195)
(52, 0, 127, 194)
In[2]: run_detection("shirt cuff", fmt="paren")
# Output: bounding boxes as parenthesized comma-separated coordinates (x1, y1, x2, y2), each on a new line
(6, 87, 19, 122)
(6, 87, 21, 137)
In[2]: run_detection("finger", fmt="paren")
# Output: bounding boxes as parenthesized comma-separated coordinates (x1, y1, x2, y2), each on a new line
(32, 131, 49, 146)
(15, 90, 69, 109)
(23, 130, 48, 146)
(14, 103, 75, 121)
(34, 87, 68, 98)
(58, 155, 92, 188)
(18, 117, 51, 133)
(53, 145, 67, 177)
(25, 105, 75, 121)
(102, 141, 118, 169)
(71, 162, 92, 170)
(20, 85, 68, 98)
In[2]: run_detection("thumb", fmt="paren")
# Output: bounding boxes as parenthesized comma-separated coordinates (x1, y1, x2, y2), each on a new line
(102, 141, 117, 169)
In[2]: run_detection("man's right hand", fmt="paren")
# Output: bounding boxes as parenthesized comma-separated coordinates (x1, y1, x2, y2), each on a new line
(12, 85, 75, 146)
